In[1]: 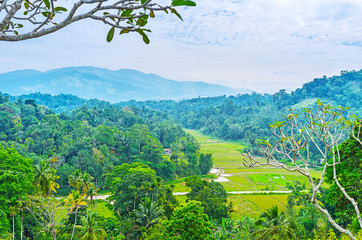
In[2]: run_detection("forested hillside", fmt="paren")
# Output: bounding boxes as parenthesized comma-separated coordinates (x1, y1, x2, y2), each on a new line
(0, 99, 212, 186)
(118, 70, 361, 146)
(1, 92, 112, 113)
(0, 70, 361, 239)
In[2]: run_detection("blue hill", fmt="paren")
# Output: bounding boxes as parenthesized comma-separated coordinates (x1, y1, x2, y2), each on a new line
(0, 66, 248, 102)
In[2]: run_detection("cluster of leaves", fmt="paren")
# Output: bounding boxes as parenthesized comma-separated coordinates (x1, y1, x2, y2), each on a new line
(324, 126, 362, 230)
(185, 176, 229, 221)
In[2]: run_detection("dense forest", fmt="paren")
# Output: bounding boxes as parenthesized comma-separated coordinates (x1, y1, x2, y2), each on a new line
(118, 70, 361, 146)
(116, 70, 361, 164)
(0, 70, 361, 239)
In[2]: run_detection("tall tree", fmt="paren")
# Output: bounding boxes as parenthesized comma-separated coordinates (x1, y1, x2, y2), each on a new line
(33, 160, 60, 197)
(107, 162, 159, 217)
(186, 176, 229, 220)
(0, 146, 34, 238)
(133, 197, 164, 229)
(162, 200, 213, 240)
(253, 205, 297, 240)
(324, 124, 362, 228)
(77, 211, 106, 240)
(64, 190, 87, 240)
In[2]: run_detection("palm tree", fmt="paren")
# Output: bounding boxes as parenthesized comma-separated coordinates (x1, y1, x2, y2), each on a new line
(78, 172, 95, 195)
(133, 197, 164, 229)
(64, 190, 87, 240)
(253, 205, 297, 240)
(9, 203, 18, 240)
(77, 211, 106, 240)
(33, 160, 60, 197)
(69, 170, 95, 195)
(68, 169, 82, 190)
(87, 186, 99, 211)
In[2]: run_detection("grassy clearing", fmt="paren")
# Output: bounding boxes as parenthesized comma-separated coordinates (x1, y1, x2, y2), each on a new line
(94, 199, 115, 219)
(186, 129, 246, 168)
(171, 182, 188, 192)
(175, 195, 187, 205)
(228, 195, 260, 218)
(239, 194, 288, 213)
(165, 174, 216, 192)
(176, 193, 287, 219)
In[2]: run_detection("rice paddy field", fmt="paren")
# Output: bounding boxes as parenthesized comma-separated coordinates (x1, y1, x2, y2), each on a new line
(170, 129, 323, 218)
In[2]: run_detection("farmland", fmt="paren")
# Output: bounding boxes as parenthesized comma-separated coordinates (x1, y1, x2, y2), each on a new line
(167, 129, 322, 217)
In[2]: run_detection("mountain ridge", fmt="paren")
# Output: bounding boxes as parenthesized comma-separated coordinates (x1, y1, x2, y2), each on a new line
(0, 66, 248, 102)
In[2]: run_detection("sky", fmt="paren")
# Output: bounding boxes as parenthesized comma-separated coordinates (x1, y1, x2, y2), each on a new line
(1, 0, 362, 93)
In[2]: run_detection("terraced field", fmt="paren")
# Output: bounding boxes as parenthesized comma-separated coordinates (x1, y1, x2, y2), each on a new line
(170, 129, 323, 218)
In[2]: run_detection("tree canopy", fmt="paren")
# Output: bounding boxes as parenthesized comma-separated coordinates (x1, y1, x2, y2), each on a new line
(0, 145, 34, 236)
(162, 200, 213, 240)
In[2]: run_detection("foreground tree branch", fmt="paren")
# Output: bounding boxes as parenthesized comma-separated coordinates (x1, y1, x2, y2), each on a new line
(242, 100, 361, 240)
(0, 0, 196, 42)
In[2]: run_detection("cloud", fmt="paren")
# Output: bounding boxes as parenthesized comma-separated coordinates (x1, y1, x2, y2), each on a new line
(1, 0, 362, 93)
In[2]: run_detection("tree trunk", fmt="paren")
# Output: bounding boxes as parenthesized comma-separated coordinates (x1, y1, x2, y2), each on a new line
(12, 216, 15, 240)
(51, 222, 57, 240)
(21, 211, 23, 240)
(71, 212, 77, 240)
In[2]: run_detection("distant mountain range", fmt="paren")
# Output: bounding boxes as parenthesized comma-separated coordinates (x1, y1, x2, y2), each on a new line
(0, 66, 248, 102)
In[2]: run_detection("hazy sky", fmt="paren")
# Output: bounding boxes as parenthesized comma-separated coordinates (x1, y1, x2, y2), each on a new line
(1, 0, 362, 93)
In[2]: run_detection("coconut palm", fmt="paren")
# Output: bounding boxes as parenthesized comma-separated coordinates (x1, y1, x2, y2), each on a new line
(87, 186, 99, 211)
(133, 197, 164, 229)
(64, 190, 87, 240)
(68, 169, 82, 190)
(69, 170, 95, 195)
(77, 211, 106, 240)
(33, 160, 60, 196)
(78, 172, 95, 195)
(253, 205, 297, 240)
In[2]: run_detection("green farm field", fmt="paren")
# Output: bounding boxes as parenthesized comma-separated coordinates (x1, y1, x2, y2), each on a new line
(174, 194, 289, 219)
(169, 129, 323, 217)
(184, 129, 321, 191)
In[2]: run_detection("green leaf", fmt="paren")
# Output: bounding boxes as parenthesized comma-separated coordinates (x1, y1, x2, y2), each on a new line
(137, 29, 150, 44)
(54, 7, 67, 12)
(141, 0, 147, 4)
(170, 8, 183, 21)
(172, 0, 196, 7)
(24, 0, 29, 9)
(119, 29, 130, 35)
(106, 27, 115, 42)
(24, 11, 28, 15)
(121, 9, 133, 17)
(136, 15, 149, 27)
(41, 11, 50, 17)
(43, 0, 51, 9)
(149, 9, 155, 18)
